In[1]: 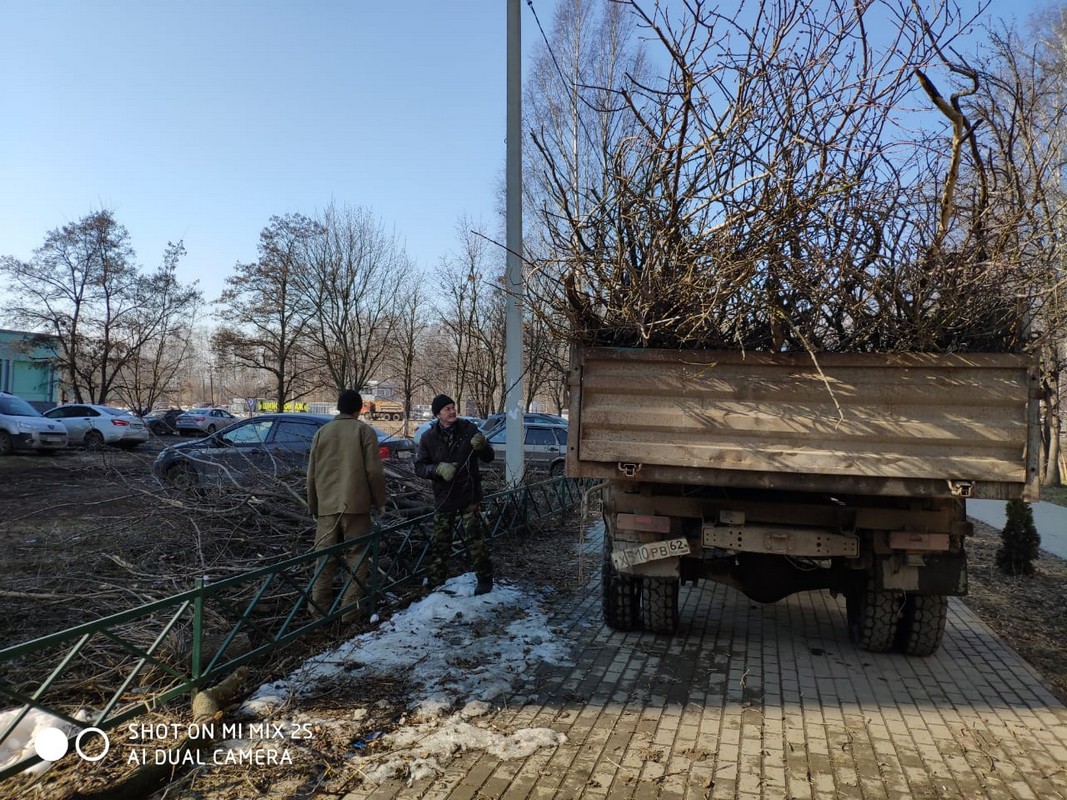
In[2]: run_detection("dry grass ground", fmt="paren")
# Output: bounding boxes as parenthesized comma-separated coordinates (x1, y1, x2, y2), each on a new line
(2, 446, 1064, 689)
(962, 517, 1067, 700)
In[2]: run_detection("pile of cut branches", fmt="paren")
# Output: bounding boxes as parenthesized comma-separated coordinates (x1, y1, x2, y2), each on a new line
(526, 0, 1055, 354)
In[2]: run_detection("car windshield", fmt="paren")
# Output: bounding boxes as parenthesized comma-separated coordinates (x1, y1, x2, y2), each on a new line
(101, 407, 131, 417)
(0, 396, 42, 417)
(219, 419, 273, 445)
(186, 408, 212, 415)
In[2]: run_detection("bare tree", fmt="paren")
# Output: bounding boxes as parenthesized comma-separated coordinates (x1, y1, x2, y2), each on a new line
(431, 218, 502, 413)
(522, 0, 1052, 357)
(386, 279, 432, 437)
(299, 204, 412, 394)
(215, 214, 321, 410)
(110, 242, 202, 414)
(466, 279, 508, 416)
(0, 210, 201, 404)
(967, 10, 1067, 485)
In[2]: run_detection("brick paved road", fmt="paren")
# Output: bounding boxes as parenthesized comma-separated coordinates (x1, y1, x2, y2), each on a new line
(344, 538, 1067, 800)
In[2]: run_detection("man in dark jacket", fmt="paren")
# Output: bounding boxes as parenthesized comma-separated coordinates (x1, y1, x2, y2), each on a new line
(414, 393, 495, 595)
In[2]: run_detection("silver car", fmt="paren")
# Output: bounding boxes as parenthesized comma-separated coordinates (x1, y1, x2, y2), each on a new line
(0, 392, 68, 455)
(42, 403, 149, 449)
(484, 422, 568, 477)
(176, 407, 238, 436)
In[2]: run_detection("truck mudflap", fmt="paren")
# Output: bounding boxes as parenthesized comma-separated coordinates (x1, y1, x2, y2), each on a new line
(878, 552, 967, 595)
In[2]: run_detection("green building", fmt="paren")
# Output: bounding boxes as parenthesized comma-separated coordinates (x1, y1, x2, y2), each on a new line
(0, 329, 60, 403)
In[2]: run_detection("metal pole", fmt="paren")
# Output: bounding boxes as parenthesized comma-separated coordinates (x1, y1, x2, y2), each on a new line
(505, 0, 524, 485)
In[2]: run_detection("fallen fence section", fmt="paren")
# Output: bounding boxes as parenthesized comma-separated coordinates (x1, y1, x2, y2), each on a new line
(0, 476, 583, 781)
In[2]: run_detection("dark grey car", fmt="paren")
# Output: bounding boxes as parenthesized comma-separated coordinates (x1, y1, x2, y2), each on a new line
(154, 413, 326, 489)
(153, 413, 414, 489)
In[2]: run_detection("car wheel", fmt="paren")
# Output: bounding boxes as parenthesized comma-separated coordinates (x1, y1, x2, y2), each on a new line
(549, 460, 565, 478)
(207, 424, 217, 433)
(165, 462, 198, 490)
(0, 430, 12, 456)
(84, 429, 106, 449)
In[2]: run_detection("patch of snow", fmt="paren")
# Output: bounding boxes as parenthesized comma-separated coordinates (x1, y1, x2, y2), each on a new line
(238, 572, 573, 784)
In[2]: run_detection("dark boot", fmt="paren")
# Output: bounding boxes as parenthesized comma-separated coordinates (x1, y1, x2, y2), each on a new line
(474, 576, 493, 596)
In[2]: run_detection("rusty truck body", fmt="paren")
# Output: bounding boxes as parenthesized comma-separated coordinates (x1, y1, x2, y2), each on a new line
(567, 346, 1040, 655)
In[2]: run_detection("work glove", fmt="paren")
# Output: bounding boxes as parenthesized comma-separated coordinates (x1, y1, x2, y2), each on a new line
(435, 462, 457, 481)
(470, 433, 487, 451)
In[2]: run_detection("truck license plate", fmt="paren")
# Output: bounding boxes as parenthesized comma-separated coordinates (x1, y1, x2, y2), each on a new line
(612, 537, 691, 569)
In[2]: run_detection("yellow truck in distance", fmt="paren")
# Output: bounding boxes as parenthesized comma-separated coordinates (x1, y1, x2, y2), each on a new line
(361, 399, 405, 421)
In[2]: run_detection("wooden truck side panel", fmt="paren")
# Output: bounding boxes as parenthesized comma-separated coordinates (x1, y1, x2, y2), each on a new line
(567, 347, 1040, 501)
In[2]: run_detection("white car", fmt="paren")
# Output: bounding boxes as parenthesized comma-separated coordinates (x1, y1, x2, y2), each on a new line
(43, 403, 150, 449)
(0, 392, 69, 455)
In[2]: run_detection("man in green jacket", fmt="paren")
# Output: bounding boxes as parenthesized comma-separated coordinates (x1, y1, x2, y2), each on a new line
(307, 389, 387, 621)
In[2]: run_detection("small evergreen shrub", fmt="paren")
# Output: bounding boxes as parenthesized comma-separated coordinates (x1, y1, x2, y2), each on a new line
(995, 499, 1041, 576)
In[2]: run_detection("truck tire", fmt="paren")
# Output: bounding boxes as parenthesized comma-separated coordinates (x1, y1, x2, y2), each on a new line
(896, 594, 948, 656)
(0, 430, 12, 456)
(846, 575, 903, 653)
(602, 532, 641, 631)
(641, 576, 680, 634)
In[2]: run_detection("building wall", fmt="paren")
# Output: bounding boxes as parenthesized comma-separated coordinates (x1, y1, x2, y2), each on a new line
(0, 329, 60, 403)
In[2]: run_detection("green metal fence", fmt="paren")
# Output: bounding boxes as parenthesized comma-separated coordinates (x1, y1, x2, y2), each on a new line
(0, 476, 583, 781)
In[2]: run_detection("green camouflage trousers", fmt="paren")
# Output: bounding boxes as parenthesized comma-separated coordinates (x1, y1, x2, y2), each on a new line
(428, 502, 493, 588)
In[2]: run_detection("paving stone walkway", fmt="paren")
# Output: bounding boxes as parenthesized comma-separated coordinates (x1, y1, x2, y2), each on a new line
(341, 534, 1067, 800)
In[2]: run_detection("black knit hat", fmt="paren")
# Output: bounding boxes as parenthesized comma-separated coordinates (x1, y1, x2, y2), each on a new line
(431, 394, 455, 417)
(338, 389, 362, 415)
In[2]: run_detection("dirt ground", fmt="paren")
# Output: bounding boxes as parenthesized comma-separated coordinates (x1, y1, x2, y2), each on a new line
(2, 442, 1065, 681)
(1, 440, 1066, 797)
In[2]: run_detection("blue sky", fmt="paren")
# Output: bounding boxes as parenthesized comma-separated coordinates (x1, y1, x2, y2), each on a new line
(0, 0, 1052, 310)
(0, 1, 556, 305)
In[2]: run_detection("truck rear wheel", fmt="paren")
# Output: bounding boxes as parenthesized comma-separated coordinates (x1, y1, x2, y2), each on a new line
(846, 575, 903, 653)
(641, 576, 680, 634)
(896, 594, 948, 656)
(602, 531, 641, 631)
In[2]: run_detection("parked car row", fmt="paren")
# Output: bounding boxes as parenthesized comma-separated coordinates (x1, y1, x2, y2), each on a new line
(153, 413, 416, 489)
(2, 392, 571, 480)
(411, 413, 570, 476)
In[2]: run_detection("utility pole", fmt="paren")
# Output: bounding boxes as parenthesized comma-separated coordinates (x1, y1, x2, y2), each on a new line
(504, 0, 524, 484)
